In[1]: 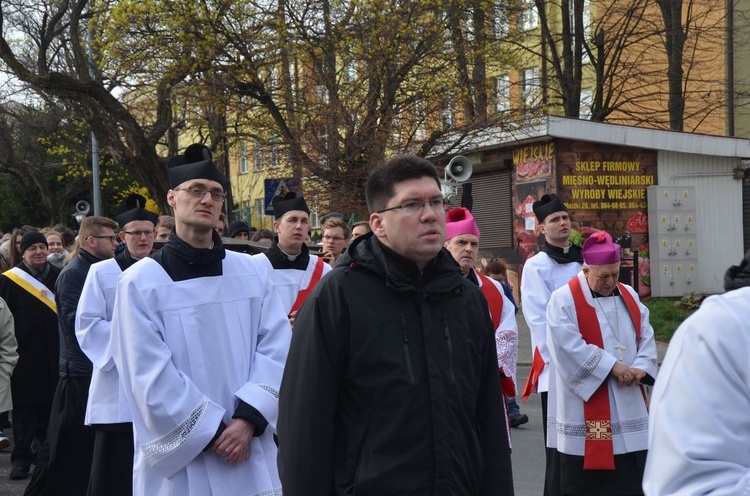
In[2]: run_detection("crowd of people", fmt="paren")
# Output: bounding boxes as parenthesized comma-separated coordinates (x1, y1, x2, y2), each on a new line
(0, 145, 745, 496)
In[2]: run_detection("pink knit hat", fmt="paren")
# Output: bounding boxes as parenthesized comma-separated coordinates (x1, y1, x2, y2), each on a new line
(445, 207, 480, 240)
(582, 231, 621, 265)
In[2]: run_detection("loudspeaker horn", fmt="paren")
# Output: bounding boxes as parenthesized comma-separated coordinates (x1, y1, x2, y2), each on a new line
(446, 155, 473, 182)
(75, 200, 91, 215)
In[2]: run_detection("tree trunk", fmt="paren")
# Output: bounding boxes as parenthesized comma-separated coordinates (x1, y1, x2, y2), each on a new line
(656, 0, 686, 131)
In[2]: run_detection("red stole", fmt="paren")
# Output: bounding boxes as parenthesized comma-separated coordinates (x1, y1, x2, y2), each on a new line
(521, 348, 545, 402)
(477, 272, 516, 397)
(290, 257, 325, 314)
(569, 276, 641, 470)
(477, 272, 503, 329)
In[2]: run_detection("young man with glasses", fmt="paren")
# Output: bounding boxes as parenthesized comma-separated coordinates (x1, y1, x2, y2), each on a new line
(320, 216, 350, 266)
(110, 144, 291, 496)
(74, 194, 158, 496)
(253, 192, 331, 328)
(278, 155, 514, 495)
(0, 231, 61, 481)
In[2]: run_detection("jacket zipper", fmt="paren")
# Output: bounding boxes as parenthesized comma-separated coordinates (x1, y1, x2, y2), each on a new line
(401, 317, 415, 384)
(443, 319, 456, 382)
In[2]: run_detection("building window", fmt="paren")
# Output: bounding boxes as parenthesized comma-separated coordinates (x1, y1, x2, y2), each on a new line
(520, 67, 540, 108)
(344, 62, 357, 82)
(569, 0, 592, 62)
(255, 198, 264, 220)
(493, 1, 509, 38)
(441, 93, 456, 131)
(238, 140, 249, 174)
(270, 135, 280, 169)
(267, 68, 278, 94)
(242, 200, 251, 222)
(316, 85, 329, 104)
(495, 75, 510, 112)
(521, 1, 538, 31)
(580, 88, 593, 119)
(253, 140, 263, 171)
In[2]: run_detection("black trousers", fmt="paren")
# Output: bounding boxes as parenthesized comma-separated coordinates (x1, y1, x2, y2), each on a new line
(560, 450, 647, 495)
(87, 424, 134, 496)
(11, 403, 51, 469)
(46, 376, 95, 495)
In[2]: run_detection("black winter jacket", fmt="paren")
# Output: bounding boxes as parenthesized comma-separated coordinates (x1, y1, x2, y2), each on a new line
(55, 249, 102, 377)
(724, 249, 750, 291)
(0, 262, 61, 405)
(278, 234, 514, 496)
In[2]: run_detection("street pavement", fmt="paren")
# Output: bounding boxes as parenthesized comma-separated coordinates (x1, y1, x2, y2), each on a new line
(0, 428, 25, 496)
(0, 312, 668, 495)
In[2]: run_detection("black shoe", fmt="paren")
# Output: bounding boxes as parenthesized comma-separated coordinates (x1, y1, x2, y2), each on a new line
(9, 465, 29, 480)
(510, 413, 529, 428)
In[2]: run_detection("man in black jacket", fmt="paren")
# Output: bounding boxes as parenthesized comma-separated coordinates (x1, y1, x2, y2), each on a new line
(278, 155, 514, 495)
(41, 216, 118, 494)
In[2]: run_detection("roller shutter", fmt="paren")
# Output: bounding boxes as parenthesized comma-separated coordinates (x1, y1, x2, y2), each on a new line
(457, 169, 513, 250)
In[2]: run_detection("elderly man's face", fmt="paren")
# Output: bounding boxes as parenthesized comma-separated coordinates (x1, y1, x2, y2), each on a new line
(444, 234, 479, 276)
(23, 242, 48, 269)
(584, 263, 621, 296)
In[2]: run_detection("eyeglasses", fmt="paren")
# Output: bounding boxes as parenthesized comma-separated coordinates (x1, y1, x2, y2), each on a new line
(376, 198, 445, 215)
(322, 235, 346, 242)
(122, 230, 154, 237)
(89, 235, 118, 243)
(174, 186, 226, 202)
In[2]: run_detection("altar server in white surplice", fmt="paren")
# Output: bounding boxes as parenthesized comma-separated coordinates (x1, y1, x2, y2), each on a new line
(76, 194, 158, 496)
(111, 144, 291, 496)
(520, 193, 582, 496)
(546, 231, 657, 496)
(253, 192, 331, 327)
(643, 252, 750, 496)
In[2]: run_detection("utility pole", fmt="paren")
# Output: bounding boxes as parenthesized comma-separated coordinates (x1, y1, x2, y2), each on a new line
(87, 14, 102, 215)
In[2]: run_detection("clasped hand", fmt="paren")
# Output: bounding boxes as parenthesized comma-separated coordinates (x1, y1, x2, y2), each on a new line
(212, 418, 255, 465)
(611, 362, 646, 387)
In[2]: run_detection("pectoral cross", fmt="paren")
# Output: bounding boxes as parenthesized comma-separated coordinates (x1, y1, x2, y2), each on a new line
(614, 343, 626, 361)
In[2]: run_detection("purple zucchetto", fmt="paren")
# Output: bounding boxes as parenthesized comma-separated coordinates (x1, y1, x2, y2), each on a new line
(445, 207, 480, 240)
(582, 231, 621, 266)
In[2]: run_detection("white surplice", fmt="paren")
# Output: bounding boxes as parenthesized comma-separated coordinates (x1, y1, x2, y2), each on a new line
(644, 287, 750, 496)
(546, 272, 658, 457)
(520, 252, 582, 393)
(75, 257, 132, 425)
(110, 252, 292, 496)
(253, 253, 331, 314)
(474, 269, 519, 390)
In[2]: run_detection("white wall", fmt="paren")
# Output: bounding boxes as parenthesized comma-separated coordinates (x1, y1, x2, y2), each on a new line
(657, 151, 744, 294)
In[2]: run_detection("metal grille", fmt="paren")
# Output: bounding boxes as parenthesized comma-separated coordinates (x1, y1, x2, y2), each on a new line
(457, 169, 513, 250)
